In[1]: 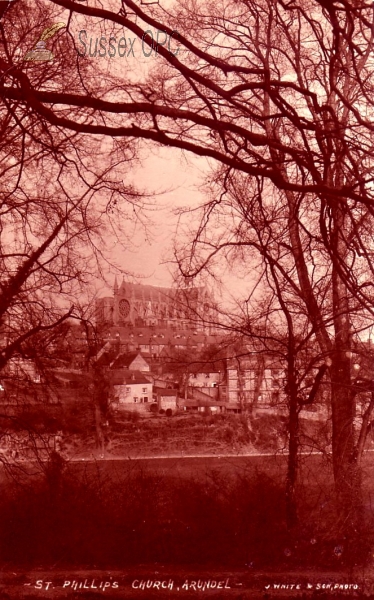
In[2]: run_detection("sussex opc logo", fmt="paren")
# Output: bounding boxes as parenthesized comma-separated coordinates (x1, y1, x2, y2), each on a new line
(24, 23, 66, 62)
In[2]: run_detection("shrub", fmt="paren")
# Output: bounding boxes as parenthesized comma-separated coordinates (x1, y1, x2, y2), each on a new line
(224, 425, 235, 443)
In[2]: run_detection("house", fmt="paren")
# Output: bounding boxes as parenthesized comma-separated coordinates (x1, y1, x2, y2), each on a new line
(153, 386, 178, 413)
(188, 369, 221, 389)
(226, 348, 286, 414)
(52, 369, 88, 388)
(180, 398, 238, 414)
(6, 357, 41, 383)
(187, 366, 222, 400)
(112, 370, 153, 412)
(150, 376, 177, 389)
(99, 327, 225, 360)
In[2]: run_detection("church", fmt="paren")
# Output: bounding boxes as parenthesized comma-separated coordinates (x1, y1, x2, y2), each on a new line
(95, 279, 216, 331)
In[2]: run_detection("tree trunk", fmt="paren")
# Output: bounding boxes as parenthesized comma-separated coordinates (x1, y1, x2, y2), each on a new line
(92, 366, 109, 456)
(94, 401, 105, 455)
(330, 351, 361, 536)
(356, 391, 374, 463)
(252, 355, 265, 417)
(286, 390, 299, 531)
(329, 190, 362, 537)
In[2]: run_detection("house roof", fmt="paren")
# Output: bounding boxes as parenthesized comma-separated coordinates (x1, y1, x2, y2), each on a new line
(180, 398, 230, 408)
(104, 326, 224, 347)
(111, 370, 151, 386)
(154, 387, 178, 396)
(52, 369, 92, 384)
(95, 340, 119, 367)
(110, 351, 148, 369)
(189, 364, 222, 375)
(95, 351, 112, 367)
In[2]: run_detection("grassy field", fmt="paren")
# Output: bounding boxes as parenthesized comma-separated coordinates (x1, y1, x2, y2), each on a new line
(0, 406, 291, 461)
(64, 411, 266, 458)
(0, 398, 340, 460)
(1, 450, 374, 569)
(1, 406, 374, 586)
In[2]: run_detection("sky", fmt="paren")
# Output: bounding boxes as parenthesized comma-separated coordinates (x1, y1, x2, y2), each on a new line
(96, 146, 209, 297)
(20, 0, 257, 306)
(53, 2, 210, 298)
(98, 143, 261, 313)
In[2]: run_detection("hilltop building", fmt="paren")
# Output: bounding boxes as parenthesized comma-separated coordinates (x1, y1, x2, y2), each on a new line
(95, 279, 216, 332)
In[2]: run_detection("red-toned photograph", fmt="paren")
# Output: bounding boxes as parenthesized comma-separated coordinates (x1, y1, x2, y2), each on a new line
(0, 0, 373, 597)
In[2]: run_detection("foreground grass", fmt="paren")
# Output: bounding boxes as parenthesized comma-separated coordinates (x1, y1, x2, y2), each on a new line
(1, 451, 374, 572)
(1, 406, 374, 579)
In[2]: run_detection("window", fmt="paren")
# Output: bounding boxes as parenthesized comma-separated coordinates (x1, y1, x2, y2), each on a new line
(143, 397, 148, 403)
(142, 387, 147, 393)
(126, 387, 131, 394)
(134, 397, 138, 403)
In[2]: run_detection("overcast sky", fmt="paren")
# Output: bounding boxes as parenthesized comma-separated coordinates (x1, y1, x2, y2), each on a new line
(57, 3, 255, 305)
(60, 7, 208, 297)
(96, 146, 208, 296)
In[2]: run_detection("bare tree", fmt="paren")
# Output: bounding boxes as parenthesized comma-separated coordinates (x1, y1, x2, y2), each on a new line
(2, 0, 374, 533)
(175, 162, 372, 536)
(0, 0, 148, 471)
(214, 280, 330, 532)
(0, 0, 145, 372)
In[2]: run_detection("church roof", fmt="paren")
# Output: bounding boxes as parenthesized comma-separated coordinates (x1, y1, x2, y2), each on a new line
(119, 282, 173, 299)
(117, 281, 209, 302)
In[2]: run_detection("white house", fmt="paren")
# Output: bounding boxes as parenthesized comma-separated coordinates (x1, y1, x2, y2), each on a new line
(187, 370, 221, 388)
(153, 387, 178, 413)
(112, 370, 153, 412)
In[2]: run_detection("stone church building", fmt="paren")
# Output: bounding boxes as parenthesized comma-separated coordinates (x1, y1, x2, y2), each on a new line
(95, 279, 216, 331)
